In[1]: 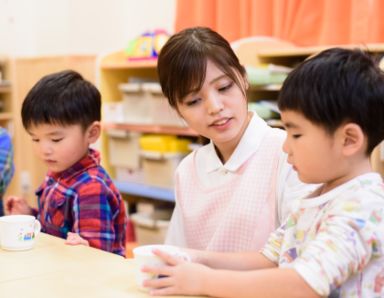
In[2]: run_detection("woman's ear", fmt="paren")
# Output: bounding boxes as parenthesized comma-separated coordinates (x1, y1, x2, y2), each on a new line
(341, 123, 366, 156)
(87, 121, 101, 144)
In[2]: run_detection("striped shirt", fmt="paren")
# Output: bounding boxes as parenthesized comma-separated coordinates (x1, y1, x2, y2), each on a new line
(35, 149, 127, 256)
(0, 127, 14, 216)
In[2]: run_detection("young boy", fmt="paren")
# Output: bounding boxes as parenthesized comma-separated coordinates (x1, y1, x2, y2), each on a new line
(6, 70, 127, 256)
(142, 48, 384, 297)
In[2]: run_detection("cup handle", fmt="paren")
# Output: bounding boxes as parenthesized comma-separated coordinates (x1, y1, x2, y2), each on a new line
(34, 219, 41, 238)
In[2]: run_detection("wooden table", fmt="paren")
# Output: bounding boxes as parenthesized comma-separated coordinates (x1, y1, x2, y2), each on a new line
(0, 233, 203, 298)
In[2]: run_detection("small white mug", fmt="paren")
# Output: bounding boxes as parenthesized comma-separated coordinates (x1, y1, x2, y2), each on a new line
(132, 244, 190, 291)
(0, 215, 41, 251)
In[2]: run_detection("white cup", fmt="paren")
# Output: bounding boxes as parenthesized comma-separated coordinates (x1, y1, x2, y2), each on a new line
(132, 244, 190, 291)
(0, 215, 41, 251)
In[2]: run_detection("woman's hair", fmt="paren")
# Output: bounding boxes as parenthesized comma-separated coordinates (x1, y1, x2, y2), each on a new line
(22, 70, 101, 131)
(157, 26, 246, 109)
(278, 48, 384, 154)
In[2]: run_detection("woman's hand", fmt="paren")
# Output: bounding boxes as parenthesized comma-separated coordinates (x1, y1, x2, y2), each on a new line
(65, 232, 90, 246)
(142, 248, 210, 296)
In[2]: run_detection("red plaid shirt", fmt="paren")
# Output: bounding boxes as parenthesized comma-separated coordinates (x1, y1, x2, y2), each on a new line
(35, 149, 127, 256)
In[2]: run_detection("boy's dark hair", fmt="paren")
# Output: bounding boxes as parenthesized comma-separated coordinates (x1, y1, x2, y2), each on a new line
(22, 70, 101, 130)
(278, 48, 384, 154)
(157, 26, 246, 109)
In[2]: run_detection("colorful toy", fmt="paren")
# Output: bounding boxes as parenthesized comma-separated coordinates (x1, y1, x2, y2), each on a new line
(125, 29, 170, 61)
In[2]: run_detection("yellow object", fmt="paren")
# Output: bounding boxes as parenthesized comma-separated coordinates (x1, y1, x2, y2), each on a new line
(139, 135, 190, 154)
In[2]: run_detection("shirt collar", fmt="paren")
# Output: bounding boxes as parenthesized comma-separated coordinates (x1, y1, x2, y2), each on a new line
(49, 148, 100, 181)
(204, 112, 270, 173)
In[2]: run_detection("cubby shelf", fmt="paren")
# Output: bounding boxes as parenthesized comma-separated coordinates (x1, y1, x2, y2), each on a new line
(102, 122, 197, 137)
(114, 180, 174, 202)
(100, 51, 157, 70)
(0, 85, 11, 93)
(0, 112, 13, 121)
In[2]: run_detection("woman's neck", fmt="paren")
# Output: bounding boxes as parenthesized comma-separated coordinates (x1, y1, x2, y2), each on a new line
(215, 112, 252, 163)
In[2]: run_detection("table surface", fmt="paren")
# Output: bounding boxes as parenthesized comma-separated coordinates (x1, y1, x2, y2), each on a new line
(0, 233, 203, 298)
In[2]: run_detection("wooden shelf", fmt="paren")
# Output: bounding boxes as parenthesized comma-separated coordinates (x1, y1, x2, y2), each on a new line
(102, 122, 198, 136)
(249, 84, 282, 91)
(114, 180, 174, 202)
(0, 112, 12, 121)
(100, 51, 157, 70)
(0, 85, 11, 93)
(257, 43, 384, 58)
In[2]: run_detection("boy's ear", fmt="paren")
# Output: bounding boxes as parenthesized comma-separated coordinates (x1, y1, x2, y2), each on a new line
(341, 123, 365, 156)
(87, 121, 101, 144)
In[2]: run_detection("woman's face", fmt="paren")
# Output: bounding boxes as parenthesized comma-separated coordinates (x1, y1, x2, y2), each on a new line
(176, 60, 249, 155)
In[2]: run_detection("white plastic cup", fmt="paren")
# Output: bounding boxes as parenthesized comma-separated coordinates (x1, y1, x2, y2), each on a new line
(0, 215, 41, 251)
(132, 244, 190, 291)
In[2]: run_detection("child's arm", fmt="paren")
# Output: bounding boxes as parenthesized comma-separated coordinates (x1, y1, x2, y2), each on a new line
(4, 196, 33, 215)
(143, 250, 319, 298)
(189, 249, 276, 270)
(74, 182, 126, 256)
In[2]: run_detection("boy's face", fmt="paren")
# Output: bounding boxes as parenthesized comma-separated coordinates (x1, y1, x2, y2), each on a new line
(281, 110, 344, 185)
(175, 60, 249, 155)
(27, 123, 93, 173)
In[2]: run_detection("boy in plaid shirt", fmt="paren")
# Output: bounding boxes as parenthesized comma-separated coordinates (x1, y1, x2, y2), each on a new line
(0, 127, 14, 216)
(5, 70, 127, 256)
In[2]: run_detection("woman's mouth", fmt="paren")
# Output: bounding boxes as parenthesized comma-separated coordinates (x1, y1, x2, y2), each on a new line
(210, 117, 231, 127)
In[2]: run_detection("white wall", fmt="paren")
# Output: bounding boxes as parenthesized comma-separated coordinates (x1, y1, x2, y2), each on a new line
(0, 0, 176, 56)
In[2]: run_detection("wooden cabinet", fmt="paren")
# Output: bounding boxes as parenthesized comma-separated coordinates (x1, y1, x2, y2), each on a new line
(0, 56, 16, 202)
(0, 56, 14, 134)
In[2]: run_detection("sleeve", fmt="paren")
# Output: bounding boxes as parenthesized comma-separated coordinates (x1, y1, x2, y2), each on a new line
(164, 202, 187, 247)
(293, 194, 384, 296)
(0, 129, 14, 198)
(260, 222, 286, 264)
(73, 180, 124, 255)
(275, 151, 316, 225)
(164, 166, 187, 247)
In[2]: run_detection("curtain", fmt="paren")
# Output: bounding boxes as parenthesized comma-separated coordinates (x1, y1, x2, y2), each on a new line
(175, 0, 384, 46)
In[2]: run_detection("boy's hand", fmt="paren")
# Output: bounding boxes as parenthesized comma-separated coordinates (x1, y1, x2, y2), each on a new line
(142, 249, 210, 296)
(65, 232, 90, 247)
(4, 196, 33, 215)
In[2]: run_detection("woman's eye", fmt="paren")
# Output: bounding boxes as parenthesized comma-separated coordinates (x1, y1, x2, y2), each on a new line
(218, 82, 233, 92)
(52, 138, 63, 143)
(292, 134, 302, 139)
(185, 98, 201, 106)
(32, 139, 39, 143)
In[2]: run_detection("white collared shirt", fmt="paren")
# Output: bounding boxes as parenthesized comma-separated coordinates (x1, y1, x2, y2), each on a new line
(166, 113, 315, 249)
(195, 113, 308, 224)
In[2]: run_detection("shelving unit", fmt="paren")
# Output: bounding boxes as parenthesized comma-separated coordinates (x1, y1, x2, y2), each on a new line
(114, 181, 174, 202)
(102, 122, 197, 137)
(256, 44, 384, 67)
(99, 44, 384, 204)
(99, 51, 197, 202)
(0, 57, 14, 134)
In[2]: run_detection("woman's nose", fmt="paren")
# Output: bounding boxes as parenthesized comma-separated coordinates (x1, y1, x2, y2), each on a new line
(206, 96, 224, 115)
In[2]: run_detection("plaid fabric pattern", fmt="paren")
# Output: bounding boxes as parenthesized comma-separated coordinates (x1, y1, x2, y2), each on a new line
(0, 128, 14, 216)
(36, 149, 127, 256)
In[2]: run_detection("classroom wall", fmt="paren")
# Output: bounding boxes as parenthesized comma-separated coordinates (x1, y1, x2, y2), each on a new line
(0, 0, 176, 56)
